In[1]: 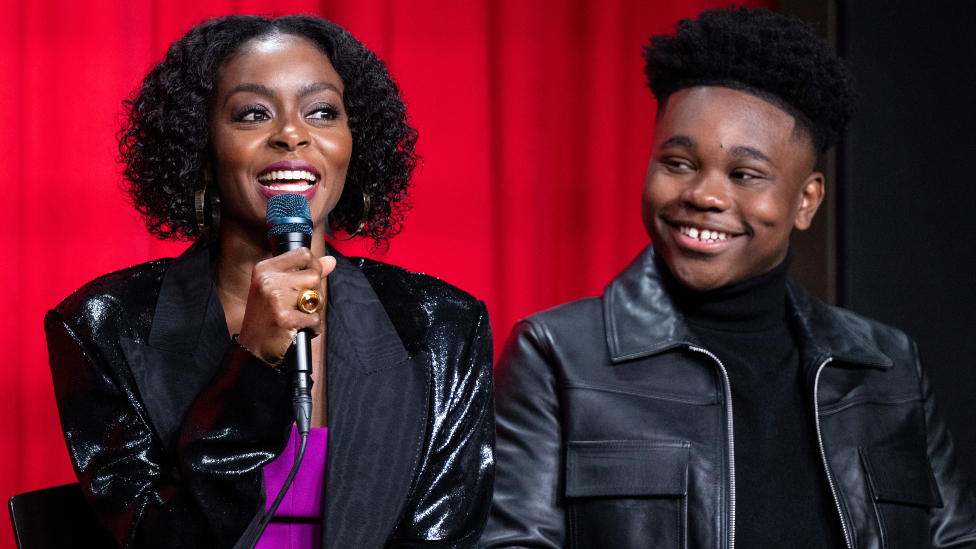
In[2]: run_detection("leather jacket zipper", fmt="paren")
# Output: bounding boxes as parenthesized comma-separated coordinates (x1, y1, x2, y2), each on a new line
(690, 346, 736, 549)
(813, 357, 853, 549)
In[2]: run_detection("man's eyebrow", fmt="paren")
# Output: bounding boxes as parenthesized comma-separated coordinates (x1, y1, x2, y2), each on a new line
(728, 145, 772, 163)
(224, 83, 274, 105)
(661, 135, 697, 149)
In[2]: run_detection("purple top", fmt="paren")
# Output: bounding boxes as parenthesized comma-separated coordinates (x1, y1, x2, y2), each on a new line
(257, 426, 328, 549)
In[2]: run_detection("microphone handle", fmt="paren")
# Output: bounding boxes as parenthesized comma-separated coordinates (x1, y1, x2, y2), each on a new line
(291, 330, 313, 436)
(269, 231, 315, 436)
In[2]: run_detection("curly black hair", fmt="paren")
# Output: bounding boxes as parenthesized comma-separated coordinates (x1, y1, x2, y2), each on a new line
(643, 6, 855, 154)
(119, 14, 418, 248)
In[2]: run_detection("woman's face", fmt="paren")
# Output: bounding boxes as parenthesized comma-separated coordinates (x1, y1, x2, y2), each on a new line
(210, 33, 353, 241)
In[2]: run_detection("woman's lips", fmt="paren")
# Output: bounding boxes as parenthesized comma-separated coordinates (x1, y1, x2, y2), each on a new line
(256, 160, 320, 200)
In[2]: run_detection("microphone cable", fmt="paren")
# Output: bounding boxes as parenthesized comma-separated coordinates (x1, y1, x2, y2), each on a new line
(245, 432, 308, 548)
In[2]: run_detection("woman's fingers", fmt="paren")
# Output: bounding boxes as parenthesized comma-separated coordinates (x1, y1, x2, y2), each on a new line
(237, 248, 332, 366)
(263, 247, 323, 275)
(319, 255, 336, 276)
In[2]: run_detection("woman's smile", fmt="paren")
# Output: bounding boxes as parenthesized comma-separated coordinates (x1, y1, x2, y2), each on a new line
(257, 160, 321, 199)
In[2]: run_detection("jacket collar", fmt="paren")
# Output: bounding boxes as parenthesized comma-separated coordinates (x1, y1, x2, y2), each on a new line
(603, 245, 892, 370)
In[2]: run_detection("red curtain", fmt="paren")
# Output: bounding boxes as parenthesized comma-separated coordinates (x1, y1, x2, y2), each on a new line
(0, 0, 768, 546)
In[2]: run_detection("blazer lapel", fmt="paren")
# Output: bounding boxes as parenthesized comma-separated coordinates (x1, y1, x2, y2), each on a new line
(321, 251, 431, 549)
(120, 243, 229, 453)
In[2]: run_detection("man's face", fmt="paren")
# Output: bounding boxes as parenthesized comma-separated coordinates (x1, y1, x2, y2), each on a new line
(642, 86, 824, 291)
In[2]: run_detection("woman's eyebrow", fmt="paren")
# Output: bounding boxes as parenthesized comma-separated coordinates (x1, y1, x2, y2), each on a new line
(223, 82, 341, 105)
(297, 82, 341, 98)
(224, 83, 275, 105)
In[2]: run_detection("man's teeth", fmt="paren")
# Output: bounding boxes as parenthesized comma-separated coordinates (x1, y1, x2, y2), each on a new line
(680, 226, 730, 242)
(257, 170, 318, 186)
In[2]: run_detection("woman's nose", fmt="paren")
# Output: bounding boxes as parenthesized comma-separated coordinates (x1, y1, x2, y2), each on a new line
(680, 170, 730, 211)
(270, 114, 309, 151)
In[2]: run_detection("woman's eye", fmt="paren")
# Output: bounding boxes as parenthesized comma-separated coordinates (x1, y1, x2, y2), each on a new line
(233, 106, 270, 122)
(307, 104, 340, 120)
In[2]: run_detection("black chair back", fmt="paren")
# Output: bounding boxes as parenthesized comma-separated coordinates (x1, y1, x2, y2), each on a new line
(8, 483, 116, 549)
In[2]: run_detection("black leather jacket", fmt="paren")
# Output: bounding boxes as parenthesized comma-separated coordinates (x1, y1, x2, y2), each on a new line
(47, 243, 494, 549)
(482, 245, 976, 549)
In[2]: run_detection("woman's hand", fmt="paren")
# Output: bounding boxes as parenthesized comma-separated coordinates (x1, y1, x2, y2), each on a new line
(237, 248, 336, 366)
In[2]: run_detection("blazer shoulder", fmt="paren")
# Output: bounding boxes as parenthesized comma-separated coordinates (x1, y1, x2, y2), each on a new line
(351, 257, 488, 353)
(354, 257, 481, 307)
(51, 259, 172, 340)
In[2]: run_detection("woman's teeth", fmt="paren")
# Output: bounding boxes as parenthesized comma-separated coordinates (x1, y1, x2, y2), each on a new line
(257, 170, 318, 189)
(680, 226, 729, 242)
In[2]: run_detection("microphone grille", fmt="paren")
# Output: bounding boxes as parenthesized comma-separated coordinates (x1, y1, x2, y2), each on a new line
(266, 193, 313, 237)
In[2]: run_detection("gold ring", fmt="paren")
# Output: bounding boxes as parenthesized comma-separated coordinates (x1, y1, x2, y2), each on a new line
(297, 289, 321, 314)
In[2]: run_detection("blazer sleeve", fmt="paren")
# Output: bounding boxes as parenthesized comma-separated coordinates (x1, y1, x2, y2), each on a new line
(387, 301, 495, 548)
(480, 319, 566, 549)
(46, 309, 294, 549)
(917, 344, 976, 547)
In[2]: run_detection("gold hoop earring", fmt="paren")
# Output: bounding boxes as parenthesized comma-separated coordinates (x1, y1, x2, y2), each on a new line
(194, 179, 221, 244)
(331, 190, 370, 242)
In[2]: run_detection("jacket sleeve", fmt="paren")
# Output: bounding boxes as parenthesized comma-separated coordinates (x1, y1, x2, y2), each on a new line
(46, 309, 294, 549)
(387, 301, 495, 548)
(917, 344, 976, 548)
(480, 319, 566, 549)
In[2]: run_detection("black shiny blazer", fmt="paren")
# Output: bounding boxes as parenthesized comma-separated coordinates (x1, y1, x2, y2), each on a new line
(46, 242, 494, 549)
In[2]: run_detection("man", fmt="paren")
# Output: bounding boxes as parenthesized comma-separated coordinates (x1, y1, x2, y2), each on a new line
(481, 7, 976, 548)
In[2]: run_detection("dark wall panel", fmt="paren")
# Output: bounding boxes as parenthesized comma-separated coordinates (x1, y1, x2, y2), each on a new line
(839, 0, 976, 479)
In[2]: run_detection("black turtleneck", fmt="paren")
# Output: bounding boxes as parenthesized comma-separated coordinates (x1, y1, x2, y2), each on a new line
(661, 254, 846, 548)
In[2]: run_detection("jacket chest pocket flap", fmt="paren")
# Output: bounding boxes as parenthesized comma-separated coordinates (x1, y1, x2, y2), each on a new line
(564, 440, 689, 549)
(859, 448, 942, 508)
(859, 448, 943, 549)
(566, 440, 689, 498)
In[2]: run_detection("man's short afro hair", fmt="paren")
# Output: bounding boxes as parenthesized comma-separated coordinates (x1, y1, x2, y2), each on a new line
(643, 6, 855, 154)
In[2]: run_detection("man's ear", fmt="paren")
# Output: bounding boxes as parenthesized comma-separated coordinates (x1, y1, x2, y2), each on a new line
(794, 172, 825, 231)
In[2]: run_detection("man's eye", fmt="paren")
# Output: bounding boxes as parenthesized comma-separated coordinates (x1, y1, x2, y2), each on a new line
(731, 171, 758, 180)
(663, 159, 692, 170)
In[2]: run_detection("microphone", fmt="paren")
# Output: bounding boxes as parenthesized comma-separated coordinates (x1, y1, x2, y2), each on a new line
(266, 193, 314, 435)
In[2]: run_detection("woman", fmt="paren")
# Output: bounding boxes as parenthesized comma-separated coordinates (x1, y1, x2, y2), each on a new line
(46, 15, 493, 549)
